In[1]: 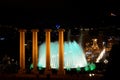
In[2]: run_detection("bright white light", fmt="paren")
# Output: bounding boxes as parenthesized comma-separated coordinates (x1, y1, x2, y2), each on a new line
(104, 59, 108, 64)
(94, 39, 97, 42)
(103, 42, 105, 45)
(96, 48, 106, 63)
(89, 73, 95, 77)
(110, 13, 116, 16)
(89, 73, 92, 77)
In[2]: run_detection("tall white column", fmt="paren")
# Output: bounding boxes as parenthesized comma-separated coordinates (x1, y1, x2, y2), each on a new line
(57, 29, 65, 75)
(18, 29, 26, 73)
(45, 29, 52, 75)
(31, 29, 39, 74)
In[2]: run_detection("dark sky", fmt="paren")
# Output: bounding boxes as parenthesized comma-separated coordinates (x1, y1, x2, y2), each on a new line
(0, 0, 119, 29)
(0, 0, 119, 57)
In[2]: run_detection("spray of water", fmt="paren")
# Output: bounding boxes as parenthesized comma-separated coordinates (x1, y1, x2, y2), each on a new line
(38, 41, 88, 69)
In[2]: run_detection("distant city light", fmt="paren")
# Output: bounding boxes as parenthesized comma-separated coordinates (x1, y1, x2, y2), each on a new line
(110, 13, 116, 16)
(24, 44, 27, 46)
(84, 28, 89, 31)
(102, 41, 106, 46)
(104, 59, 108, 64)
(80, 28, 83, 31)
(56, 24, 60, 29)
(0, 37, 5, 40)
(89, 73, 95, 77)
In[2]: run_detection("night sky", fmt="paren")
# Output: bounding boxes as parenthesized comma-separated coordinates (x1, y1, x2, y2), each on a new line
(0, 0, 119, 65)
(0, 0, 119, 29)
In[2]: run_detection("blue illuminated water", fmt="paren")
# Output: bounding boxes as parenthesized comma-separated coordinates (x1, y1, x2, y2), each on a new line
(38, 41, 87, 69)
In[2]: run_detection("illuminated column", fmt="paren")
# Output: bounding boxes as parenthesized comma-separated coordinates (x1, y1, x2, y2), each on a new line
(58, 29, 65, 75)
(18, 29, 26, 73)
(31, 29, 39, 74)
(45, 29, 52, 74)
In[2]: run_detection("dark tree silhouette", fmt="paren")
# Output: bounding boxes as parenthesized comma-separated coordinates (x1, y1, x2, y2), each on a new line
(102, 41, 120, 80)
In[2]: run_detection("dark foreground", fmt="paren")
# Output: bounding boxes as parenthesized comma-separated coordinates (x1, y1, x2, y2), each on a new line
(0, 73, 103, 80)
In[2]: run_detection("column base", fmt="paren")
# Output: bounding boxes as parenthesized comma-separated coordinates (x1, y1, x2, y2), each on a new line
(18, 68, 26, 74)
(57, 69, 65, 75)
(44, 68, 52, 75)
(31, 69, 39, 74)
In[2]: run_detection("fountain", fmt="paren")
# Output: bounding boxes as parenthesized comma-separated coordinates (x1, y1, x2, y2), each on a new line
(38, 40, 88, 69)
